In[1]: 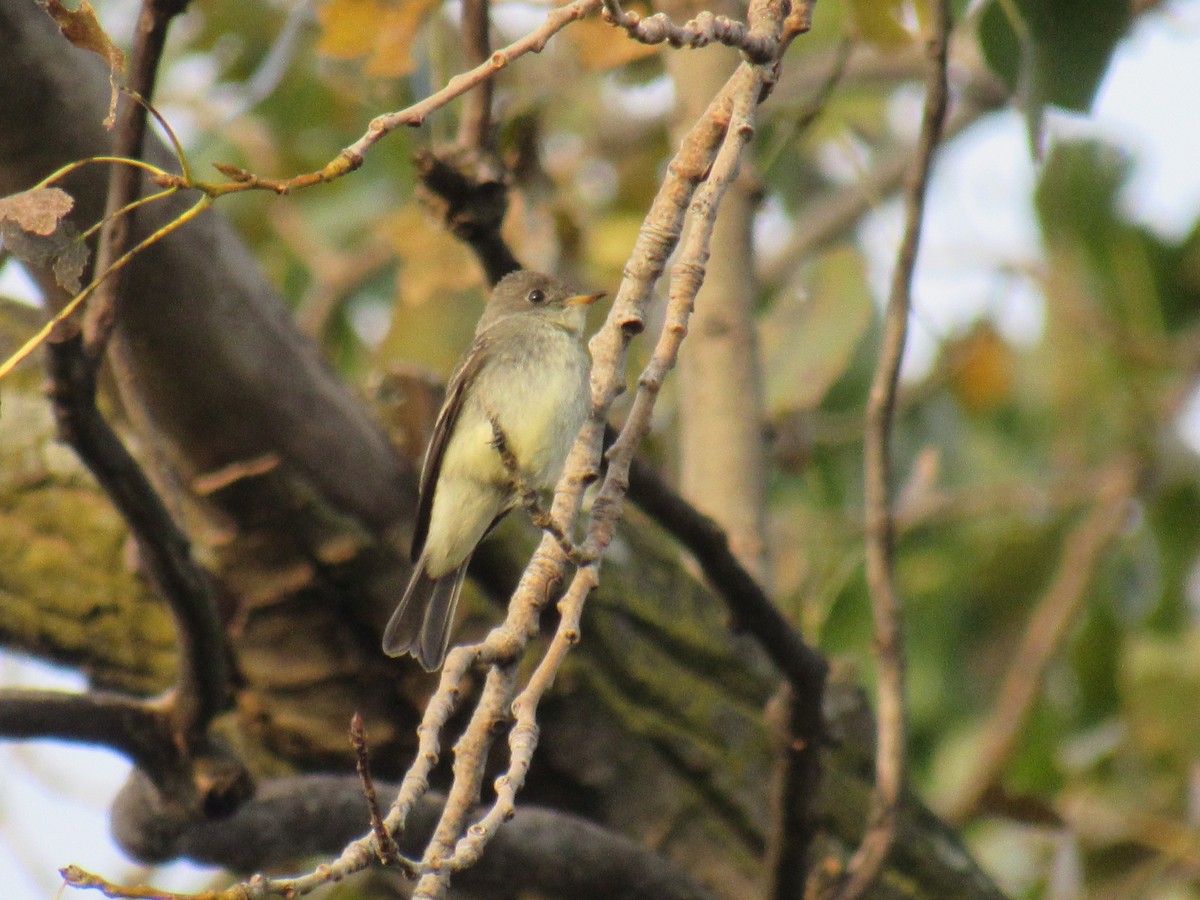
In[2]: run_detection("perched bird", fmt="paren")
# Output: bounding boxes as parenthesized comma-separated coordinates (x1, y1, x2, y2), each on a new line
(383, 270, 605, 670)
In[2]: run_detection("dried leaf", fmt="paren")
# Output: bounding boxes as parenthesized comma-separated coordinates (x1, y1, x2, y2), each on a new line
(0, 188, 74, 236)
(0, 216, 92, 380)
(52, 231, 89, 295)
(38, 0, 126, 127)
(0, 219, 89, 295)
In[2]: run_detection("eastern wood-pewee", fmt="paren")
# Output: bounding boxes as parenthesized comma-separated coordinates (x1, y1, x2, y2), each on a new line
(383, 270, 604, 670)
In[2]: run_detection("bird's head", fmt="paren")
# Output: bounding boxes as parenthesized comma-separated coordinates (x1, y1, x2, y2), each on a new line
(478, 270, 605, 336)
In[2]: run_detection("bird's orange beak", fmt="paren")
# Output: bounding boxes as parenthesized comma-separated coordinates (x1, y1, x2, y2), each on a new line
(565, 291, 606, 306)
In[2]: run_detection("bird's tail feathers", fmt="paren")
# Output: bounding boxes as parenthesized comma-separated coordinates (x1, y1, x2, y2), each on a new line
(382, 558, 470, 671)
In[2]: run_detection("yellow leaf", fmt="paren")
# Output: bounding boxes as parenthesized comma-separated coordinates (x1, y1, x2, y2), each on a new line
(316, 0, 383, 61)
(567, 17, 662, 71)
(844, 0, 915, 50)
(385, 205, 480, 307)
(317, 0, 439, 78)
(945, 323, 1015, 413)
(366, 0, 440, 78)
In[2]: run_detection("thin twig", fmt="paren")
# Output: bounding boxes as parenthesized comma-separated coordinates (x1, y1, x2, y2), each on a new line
(61, 866, 223, 900)
(943, 460, 1138, 823)
(601, 0, 784, 63)
(164, 0, 603, 198)
(349, 713, 408, 869)
(399, 58, 767, 900)
(420, 125, 830, 888)
(83, 0, 190, 357)
(832, 4, 951, 899)
(413, 661, 522, 898)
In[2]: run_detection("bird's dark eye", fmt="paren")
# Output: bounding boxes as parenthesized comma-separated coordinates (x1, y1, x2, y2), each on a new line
(527, 289, 545, 305)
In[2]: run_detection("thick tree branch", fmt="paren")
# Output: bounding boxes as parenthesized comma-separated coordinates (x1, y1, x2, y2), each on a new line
(834, 4, 951, 899)
(0, 1, 416, 527)
(95, 775, 717, 900)
(0, 688, 174, 781)
(44, 335, 231, 746)
(0, 687, 251, 819)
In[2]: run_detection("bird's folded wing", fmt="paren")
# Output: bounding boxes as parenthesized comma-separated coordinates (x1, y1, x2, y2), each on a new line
(411, 333, 492, 563)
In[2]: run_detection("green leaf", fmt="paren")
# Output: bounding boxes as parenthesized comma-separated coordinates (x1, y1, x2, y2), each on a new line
(1122, 629, 1200, 760)
(845, 0, 914, 50)
(978, 0, 1131, 152)
(1035, 140, 1200, 339)
(761, 247, 873, 416)
(1034, 140, 1131, 255)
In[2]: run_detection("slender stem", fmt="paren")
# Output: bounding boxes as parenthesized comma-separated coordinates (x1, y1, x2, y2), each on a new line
(83, 0, 191, 357)
(833, 3, 951, 899)
(179, 0, 603, 198)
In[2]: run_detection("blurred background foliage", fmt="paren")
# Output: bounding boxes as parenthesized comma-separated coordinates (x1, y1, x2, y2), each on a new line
(4, 0, 1200, 896)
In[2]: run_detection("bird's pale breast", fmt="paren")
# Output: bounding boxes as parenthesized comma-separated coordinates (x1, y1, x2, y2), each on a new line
(421, 318, 589, 576)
